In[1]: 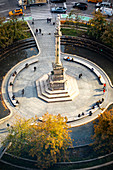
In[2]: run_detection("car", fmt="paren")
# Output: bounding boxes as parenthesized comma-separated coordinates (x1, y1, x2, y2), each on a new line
(50, 0, 66, 3)
(95, 2, 112, 8)
(73, 2, 88, 10)
(9, 8, 23, 16)
(51, 7, 67, 13)
(96, 7, 113, 17)
(87, 0, 102, 3)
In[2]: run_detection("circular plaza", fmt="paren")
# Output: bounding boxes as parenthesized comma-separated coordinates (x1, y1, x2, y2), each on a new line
(1, 19, 113, 129)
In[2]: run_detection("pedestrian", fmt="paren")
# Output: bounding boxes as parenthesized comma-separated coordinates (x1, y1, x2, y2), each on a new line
(7, 123, 10, 127)
(34, 67, 36, 72)
(36, 28, 38, 34)
(82, 112, 84, 116)
(39, 29, 41, 34)
(89, 111, 92, 116)
(103, 88, 105, 94)
(91, 68, 94, 72)
(25, 63, 28, 68)
(102, 98, 104, 102)
(22, 89, 24, 96)
(14, 71, 17, 75)
(98, 75, 101, 81)
(32, 18, 34, 25)
(103, 83, 106, 90)
(10, 82, 13, 86)
(79, 73, 82, 78)
(16, 100, 19, 104)
(12, 95, 15, 100)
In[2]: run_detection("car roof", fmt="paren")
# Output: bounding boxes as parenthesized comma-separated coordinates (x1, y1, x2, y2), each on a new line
(101, 2, 111, 4)
(15, 8, 21, 10)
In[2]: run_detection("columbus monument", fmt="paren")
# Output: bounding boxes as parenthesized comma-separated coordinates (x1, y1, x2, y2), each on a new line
(36, 15, 79, 102)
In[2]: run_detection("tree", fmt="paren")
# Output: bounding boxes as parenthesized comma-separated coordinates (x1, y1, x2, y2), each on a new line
(0, 16, 30, 49)
(3, 113, 73, 169)
(101, 20, 113, 48)
(68, 9, 80, 29)
(87, 11, 107, 40)
(92, 108, 113, 153)
(3, 117, 34, 156)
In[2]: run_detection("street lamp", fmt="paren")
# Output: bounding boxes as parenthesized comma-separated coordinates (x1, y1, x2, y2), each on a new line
(22, 0, 24, 21)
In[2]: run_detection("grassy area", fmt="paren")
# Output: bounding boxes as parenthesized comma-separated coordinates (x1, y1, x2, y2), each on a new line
(61, 28, 86, 37)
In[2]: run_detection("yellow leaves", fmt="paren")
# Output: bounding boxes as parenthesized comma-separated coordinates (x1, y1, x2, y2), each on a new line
(93, 108, 113, 153)
(4, 112, 73, 169)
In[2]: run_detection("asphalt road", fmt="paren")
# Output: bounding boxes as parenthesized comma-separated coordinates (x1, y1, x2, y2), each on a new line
(0, 0, 17, 17)
(0, 0, 113, 19)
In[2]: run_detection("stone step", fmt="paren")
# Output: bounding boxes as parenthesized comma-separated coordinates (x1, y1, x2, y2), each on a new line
(36, 74, 79, 103)
(40, 80, 70, 99)
(37, 81, 72, 102)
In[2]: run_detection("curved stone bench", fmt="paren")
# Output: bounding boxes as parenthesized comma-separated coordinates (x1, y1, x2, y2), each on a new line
(63, 56, 105, 123)
(7, 58, 38, 107)
(63, 56, 106, 85)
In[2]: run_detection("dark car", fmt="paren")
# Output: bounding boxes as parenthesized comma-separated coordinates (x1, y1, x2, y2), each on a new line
(73, 2, 88, 10)
(50, 0, 66, 3)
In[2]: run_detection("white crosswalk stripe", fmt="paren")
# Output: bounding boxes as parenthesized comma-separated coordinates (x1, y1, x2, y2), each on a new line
(30, 5, 52, 20)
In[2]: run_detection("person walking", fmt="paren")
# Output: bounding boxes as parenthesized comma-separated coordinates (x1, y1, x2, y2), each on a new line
(79, 73, 82, 78)
(39, 29, 41, 34)
(34, 67, 36, 72)
(22, 89, 24, 96)
(103, 88, 105, 94)
(36, 29, 38, 35)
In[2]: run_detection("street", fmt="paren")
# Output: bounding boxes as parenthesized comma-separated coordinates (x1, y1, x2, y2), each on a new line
(0, 0, 113, 20)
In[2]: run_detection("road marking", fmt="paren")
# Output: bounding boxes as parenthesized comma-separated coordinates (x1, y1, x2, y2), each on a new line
(0, 9, 9, 13)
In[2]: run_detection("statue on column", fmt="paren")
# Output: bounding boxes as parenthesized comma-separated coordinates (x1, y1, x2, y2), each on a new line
(47, 15, 66, 91)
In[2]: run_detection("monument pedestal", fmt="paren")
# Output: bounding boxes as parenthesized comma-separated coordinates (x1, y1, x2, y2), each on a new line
(36, 74, 79, 103)
(47, 63, 66, 91)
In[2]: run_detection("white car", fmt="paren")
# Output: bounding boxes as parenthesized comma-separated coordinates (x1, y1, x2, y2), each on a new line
(95, 2, 112, 8)
(96, 7, 113, 17)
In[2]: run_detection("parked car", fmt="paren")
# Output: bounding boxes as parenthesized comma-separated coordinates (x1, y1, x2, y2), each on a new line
(96, 7, 113, 17)
(87, 0, 102, 3)
(73, 2, 88, 10)
(9, 8, 23, 16)
(51, 7, 67, 13)
(95, 2, 112, 8)
(50, 0, 66, 3)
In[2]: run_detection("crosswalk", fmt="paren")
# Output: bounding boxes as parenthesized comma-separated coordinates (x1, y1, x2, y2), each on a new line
(30, 5, 52, 20)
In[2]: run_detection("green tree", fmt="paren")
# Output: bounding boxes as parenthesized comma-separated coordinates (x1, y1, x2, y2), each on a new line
(92, 109, 113, 153)
(3, 117, 34, 156)
(101, 20, 113, 48)
(3, 113, 73, 169)
(87, 11, 107, 40)
(0, 16, 30, 49)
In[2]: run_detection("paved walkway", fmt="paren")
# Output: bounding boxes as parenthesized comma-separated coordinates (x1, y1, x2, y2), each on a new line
(0, 19, 113, 156)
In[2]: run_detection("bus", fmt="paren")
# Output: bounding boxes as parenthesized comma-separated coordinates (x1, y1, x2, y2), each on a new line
(18, 0, 47, 7)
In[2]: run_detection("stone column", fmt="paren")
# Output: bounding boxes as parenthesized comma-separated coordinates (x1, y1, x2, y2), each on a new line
(55, 15, 62, 66)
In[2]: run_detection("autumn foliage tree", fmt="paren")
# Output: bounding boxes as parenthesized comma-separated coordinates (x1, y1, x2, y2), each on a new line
(92, 108, 113, 153)
(87, 11, 107, 40)
(3, 113, 73, 169)
(101, 20, 113, 48)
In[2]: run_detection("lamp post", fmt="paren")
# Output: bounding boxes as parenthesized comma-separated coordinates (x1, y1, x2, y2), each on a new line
(22, 0, 24, 21)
